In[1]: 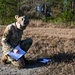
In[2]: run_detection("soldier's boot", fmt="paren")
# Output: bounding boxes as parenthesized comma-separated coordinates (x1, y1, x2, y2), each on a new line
(1, 54, 8, 64)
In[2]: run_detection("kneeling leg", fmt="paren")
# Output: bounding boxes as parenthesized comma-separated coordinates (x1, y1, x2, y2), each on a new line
(11, 57, 25, 69)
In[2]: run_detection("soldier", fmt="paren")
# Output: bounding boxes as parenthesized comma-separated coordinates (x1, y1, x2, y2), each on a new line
(1, 15, 33, 69)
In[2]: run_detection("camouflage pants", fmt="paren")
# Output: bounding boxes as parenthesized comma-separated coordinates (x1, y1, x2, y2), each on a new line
(4, 38, 33, 69)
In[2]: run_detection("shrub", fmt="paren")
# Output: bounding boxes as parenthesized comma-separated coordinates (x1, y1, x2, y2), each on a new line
(0, 17, 15, 25)
(61, 11, 74, 22)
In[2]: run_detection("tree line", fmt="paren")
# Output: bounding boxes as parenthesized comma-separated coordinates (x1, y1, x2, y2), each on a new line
(0, 0, 75, 25)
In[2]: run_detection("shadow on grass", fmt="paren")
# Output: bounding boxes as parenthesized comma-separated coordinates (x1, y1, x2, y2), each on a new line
(25, 59, 47, 69)
(51, 52, 75, 63)
(25, 52, 75, 69)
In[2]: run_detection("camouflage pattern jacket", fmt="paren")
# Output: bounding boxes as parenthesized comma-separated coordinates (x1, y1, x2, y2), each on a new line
(1, 23, 25, 55)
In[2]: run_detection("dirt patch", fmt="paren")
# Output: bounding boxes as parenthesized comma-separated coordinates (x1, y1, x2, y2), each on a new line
(0, 21, 75, 75)
(21, 27, 75, 59)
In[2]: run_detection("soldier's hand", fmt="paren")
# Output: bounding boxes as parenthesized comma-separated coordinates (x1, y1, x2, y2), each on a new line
(13, 49, 19, 54)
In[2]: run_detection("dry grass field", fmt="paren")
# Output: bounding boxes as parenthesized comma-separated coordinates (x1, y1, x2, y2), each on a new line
(0, 20, 75, 75)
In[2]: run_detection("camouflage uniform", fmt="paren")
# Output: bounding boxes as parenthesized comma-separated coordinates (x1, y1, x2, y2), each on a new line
(1, 23, 32, 68)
